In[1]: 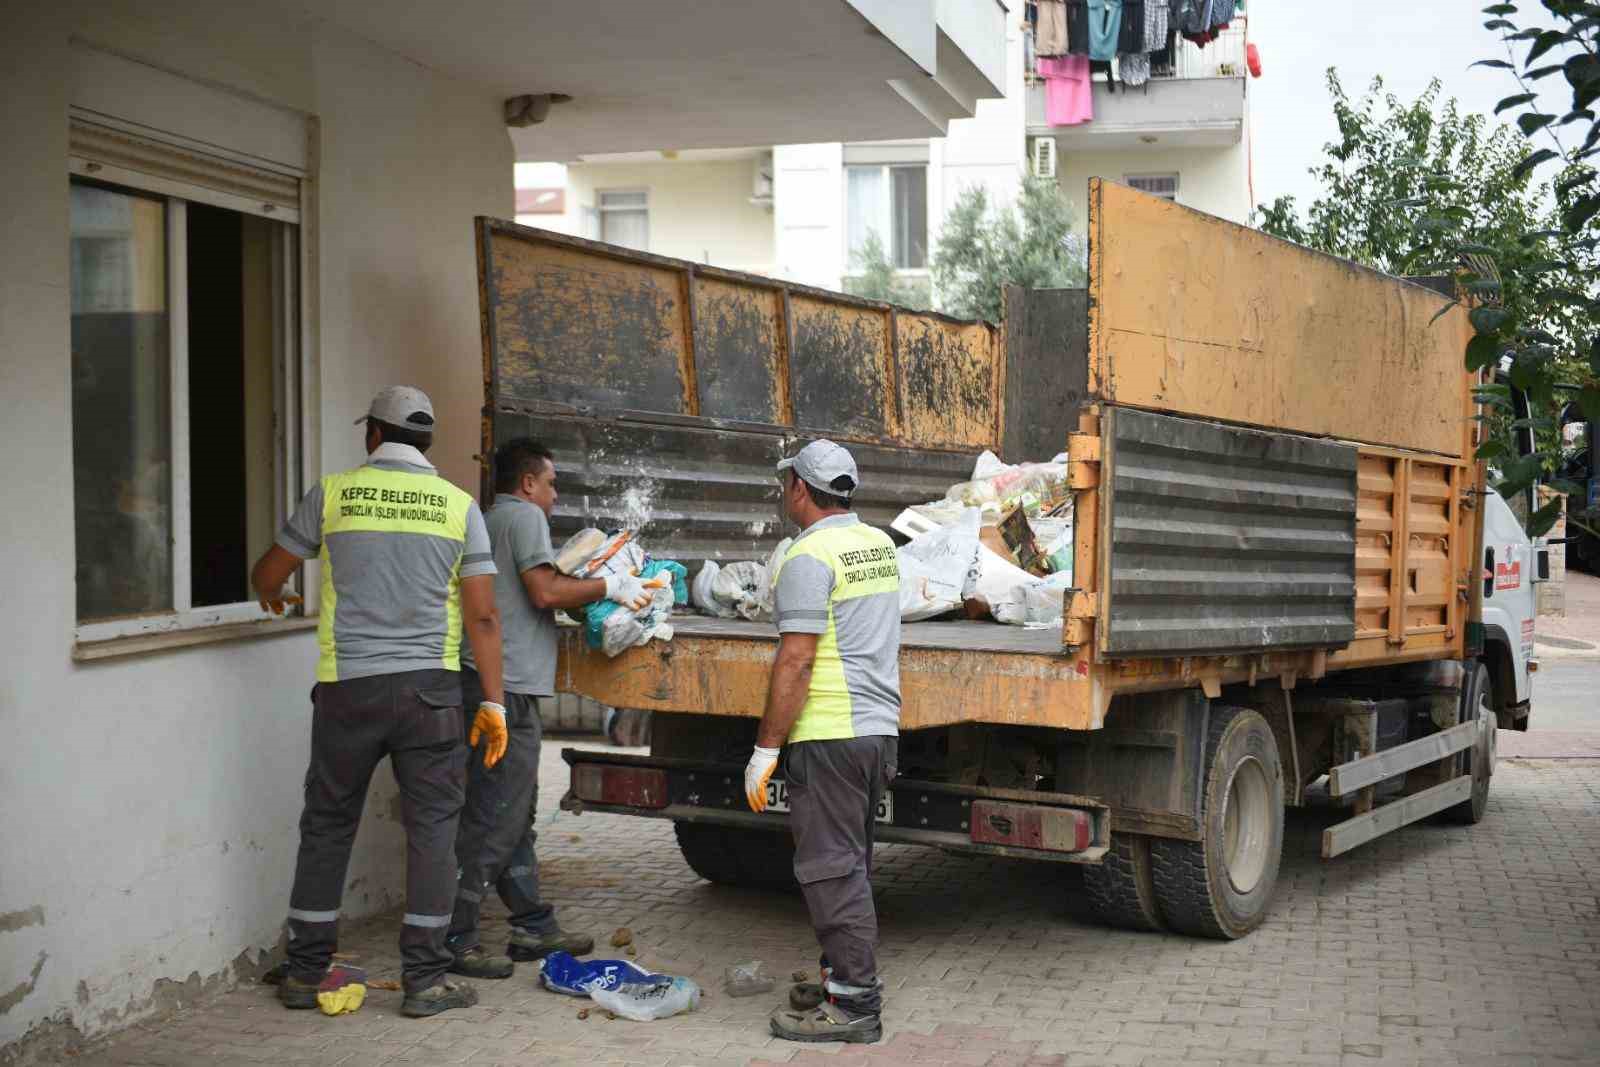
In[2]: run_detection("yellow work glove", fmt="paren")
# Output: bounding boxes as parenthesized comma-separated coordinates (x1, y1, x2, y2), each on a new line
(259, 591, 303, 616)
(744, 746, 780, 812)
(469, 701, 508, 769)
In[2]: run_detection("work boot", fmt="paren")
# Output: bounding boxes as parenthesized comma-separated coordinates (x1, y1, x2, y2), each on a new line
(448, 946, 514, 980)
(276, 975, 321, 1010)
(769, 1001, 883, 1044)
(506, 927, 595, 961)
(401, 980, 479, 1018)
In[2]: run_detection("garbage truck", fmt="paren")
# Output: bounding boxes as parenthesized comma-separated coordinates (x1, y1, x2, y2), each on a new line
(472, 179, 1546, 939)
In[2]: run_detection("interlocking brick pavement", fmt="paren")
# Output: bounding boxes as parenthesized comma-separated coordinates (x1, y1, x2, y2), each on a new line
(72, 741, 1600, 1067)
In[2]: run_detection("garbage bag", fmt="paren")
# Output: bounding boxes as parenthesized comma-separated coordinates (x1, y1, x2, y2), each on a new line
(590, 976, 702, 1021)
(896, 508, 982, 621)
(715, 561, 771, 621)
(691, 561, 731, 617)
(991, 570, 1074, 627)
(583, 558, 686, 656)
(723, 960, 776, 998)
(539, 952, 661, 997)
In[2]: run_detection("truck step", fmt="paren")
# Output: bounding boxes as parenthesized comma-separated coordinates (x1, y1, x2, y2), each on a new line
(1327, 720, 1478, 798)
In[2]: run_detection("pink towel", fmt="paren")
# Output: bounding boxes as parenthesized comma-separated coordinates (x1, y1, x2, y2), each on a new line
(1038, 54, 1092, 126)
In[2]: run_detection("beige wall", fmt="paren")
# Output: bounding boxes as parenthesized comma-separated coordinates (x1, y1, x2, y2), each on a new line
(1057, 143, 1252, 231)
(566, 158, 777, 275)
(0, 1, 511, 1054)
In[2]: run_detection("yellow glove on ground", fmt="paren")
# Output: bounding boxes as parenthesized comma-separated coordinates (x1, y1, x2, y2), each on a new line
(745, 746, 780, 812)
(317, 982, 366, 1016)
(470, 701, 509, 768)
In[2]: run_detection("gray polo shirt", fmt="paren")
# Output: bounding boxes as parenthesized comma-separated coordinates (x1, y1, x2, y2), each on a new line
(276, 443, 495, 682)
(459, 494, 559, 697)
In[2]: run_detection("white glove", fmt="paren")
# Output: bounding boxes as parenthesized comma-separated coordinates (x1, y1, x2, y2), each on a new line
(744, 746, 781, 812)
(604, 572, 652, 611)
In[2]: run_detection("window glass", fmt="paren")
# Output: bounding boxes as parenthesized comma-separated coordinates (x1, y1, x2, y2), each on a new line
(846, 165, 888, 267)
(891, 166, 928, 269)
(599, 190, 649, 251)
(71, 182, 173, 620)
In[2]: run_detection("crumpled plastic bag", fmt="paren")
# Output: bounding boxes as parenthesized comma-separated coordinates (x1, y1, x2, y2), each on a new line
(539, 952, 661, 997)
(991, 569, 1074, 627)
(316, 964, 368, 1016)
(692, 560, 771, 620)
(590, 976, 702, 1021)
(587, 560, 686, 657)
(896, 508, 982, 621)
(723, 960, 775, 998)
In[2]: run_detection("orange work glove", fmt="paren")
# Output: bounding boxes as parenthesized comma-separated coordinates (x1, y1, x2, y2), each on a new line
(259, 592, 303, 616)
(744, 746, 780, 812)
(469, 701, 508, 768)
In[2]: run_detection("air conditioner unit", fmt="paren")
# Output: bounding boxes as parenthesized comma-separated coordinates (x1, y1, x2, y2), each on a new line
(1030, 137, 1057, 179)
(750, 150, 775, 205)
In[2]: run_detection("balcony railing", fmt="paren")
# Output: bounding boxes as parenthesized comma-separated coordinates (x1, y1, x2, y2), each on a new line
(1029, 16, 1249, 83)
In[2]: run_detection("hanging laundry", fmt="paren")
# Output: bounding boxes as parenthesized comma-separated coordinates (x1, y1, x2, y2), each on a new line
(1144, 0, 1169, 50)
(1036, 0, 1070, 57)
(1119, 51, 1151, 87)
(1065, 1, 1091, 56)
(1117, 0, 1144, 55)
(1038, 54, 1093, 125)
(1086, 0, 1123, 62)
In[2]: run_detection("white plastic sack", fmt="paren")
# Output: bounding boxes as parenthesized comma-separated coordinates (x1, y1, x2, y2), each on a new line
(973, 544, 1035, 620)
(589, 976, 702, 1021)
(896, 508, 982, 621)
(715, 561, 771, 621)
(992, 570, 1073, 627)
(890, 499, 969, 540)
(691, 561, 733, 618)
(599, 582, 676, 657)
(971, 449, 1014, 480)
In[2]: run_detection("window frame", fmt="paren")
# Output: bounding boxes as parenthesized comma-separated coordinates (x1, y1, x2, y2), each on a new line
(69, 165, 306, 645)
(596, 187, 650, 251)
(843, 162, 929, 273)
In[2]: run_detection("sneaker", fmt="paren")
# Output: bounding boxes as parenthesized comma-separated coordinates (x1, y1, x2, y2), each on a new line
(276, 975, 321, 1011)
(401, 980, 479, 1018)
(448, 946, 514, 980)
(506, 928, 595, 961)
(769, 1001, 882, 1044)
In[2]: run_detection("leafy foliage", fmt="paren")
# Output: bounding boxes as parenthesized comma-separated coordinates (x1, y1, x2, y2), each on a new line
(930, 176, 1086, 323)
(843, 230, 930, 309)
(1256, 59, 1600, 536)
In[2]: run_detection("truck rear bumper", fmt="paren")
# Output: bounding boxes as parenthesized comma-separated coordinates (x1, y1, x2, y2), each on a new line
(560, 748, 1110, 865)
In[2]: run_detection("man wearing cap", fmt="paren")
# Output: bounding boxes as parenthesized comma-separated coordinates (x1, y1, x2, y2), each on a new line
(250, 386, 508, 1018)
(747, 439, 901, 1045)
(442, 437, 656, 979)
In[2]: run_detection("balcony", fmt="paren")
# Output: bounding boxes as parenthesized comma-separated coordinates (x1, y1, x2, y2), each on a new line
(1025, 21, 1248, 149)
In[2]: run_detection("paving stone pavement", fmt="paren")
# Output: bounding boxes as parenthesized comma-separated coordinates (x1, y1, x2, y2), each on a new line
(73, 741, 1600, 1067)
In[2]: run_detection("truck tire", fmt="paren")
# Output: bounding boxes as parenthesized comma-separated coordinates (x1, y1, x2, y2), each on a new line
(1080, 833, 1163, 932)
(1150, 705, 1284, 940)
(1446, 662, 1496, 824)
(673, 822, 798, 892)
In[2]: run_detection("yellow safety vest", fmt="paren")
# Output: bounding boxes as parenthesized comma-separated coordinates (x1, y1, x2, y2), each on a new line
(316, 465, 476, 682)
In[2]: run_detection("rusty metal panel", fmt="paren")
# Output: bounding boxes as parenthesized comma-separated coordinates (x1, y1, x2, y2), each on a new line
(1100, 407, 1358, 657)
(1002, 285, 1087, 462)
(789, 295, 894, 438)
(479, 220, 689, 413)
(895, 314, 1000, 450)
(690, 275, 786, 423)
(490, 408, 971, 570)
(1085, 179, 1474, 458)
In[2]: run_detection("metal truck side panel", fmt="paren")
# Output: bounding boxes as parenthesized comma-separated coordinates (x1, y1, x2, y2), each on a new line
(1085, 179, 1475, 458)
(1099, 407, 1359, 657)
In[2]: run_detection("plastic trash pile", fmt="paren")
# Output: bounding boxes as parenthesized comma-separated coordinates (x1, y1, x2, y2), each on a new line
(557, 529, 688, 657)
(891, 449, 1074, 628)
(540, 951, 702, 1021)
(690, 538, 790, 622)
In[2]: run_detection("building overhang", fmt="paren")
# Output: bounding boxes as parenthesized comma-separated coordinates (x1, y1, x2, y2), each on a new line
(1026, 77, 1245, 150)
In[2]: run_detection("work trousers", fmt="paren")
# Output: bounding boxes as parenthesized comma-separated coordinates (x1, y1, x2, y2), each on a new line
(786, 735, 897, 1017)
(285, 669, 467, 994)
(447, 671, 556, 950)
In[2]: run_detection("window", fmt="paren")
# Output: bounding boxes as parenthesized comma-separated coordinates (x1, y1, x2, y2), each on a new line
(846, 164, 928, 270)
(1125, 173, 1180, 201)
(598, 190, 649, 251)
(70, 170, 300, 636)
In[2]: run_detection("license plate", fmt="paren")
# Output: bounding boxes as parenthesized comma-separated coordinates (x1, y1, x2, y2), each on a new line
(765, 779, 893, 823)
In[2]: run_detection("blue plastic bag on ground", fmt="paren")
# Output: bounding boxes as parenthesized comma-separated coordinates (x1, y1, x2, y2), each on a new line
(539, 951, 662, 997)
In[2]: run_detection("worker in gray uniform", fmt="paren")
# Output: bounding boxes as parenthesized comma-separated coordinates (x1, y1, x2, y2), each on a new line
(745, 439, 902, 1045)
(251, 386, 508, 1018)
(445, 437, 657, 977)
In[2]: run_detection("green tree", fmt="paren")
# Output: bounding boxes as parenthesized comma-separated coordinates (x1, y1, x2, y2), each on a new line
(1258, 63, 1600, 535)
(842, 230, 930, 309)
(930, 175, 1086, 323)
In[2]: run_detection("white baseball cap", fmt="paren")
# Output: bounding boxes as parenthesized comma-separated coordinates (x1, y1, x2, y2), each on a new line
(777, 439, 859, 498)
(356, 385, 436, 433)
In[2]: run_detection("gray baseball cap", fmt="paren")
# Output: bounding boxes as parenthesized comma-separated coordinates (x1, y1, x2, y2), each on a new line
(777, 439, 859, 498)
(356, 385, 436, 433)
